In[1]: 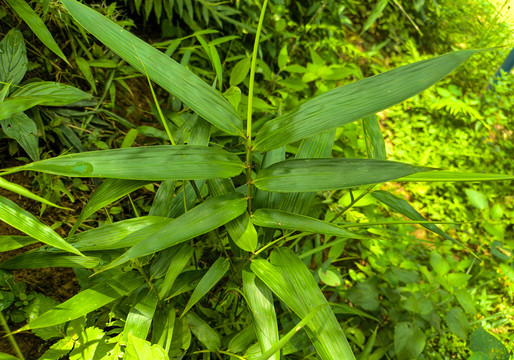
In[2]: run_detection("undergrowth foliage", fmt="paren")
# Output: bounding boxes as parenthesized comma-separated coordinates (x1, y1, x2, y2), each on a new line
(0, 0, 513, 359)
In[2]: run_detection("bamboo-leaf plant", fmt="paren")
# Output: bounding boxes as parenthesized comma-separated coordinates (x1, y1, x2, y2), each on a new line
(0, 0, 512, 359)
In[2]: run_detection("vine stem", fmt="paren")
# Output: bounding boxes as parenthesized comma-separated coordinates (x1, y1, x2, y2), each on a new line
(245, 0, 268, 212)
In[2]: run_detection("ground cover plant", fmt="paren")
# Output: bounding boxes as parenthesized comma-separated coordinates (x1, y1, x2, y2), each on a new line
(0, 0, 513, 359)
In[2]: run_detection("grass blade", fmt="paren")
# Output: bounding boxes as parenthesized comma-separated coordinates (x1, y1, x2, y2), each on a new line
(0, 251, 100, 269)
(0, 235, 37, 252)
(252, 209, 368, 239)
(254, 158, 432, 192)
(61, 0, 243, 136)
(362, 114, 387, 160)
(185, 311, 221, 352)
(3, 145, 245, 181)
(0, 177, 67, 209)
(158, 244, 194, 299)
(371, 190, 478, 258)
(13, 270, 144, 332)
(69, 179, 151, 236)
(0, 196, 85, 257)
(181, 257, 229, 317)
(5, 0, 69, 64)
(251, 248, 355, 360)
(254, 50, 479, 151)
(242, 269, 279, 360)
(124, 287, 159, 341)
(103, 192, 247, 269)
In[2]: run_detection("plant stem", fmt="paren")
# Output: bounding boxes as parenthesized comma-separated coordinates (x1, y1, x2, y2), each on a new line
(0, 311, 25, 360)
(245, 0, 268, 213)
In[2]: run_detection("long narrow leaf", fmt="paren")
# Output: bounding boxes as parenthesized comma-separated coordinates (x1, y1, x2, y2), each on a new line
(251, 248, 355, 360)
(185, 311, 221, 352)
(181, 257, 229, 317)
(11, 81, 92, 105)
(371, 190, 478, 258)
(252, 209, 368, 239)
(254, 158, 432, 192)
(3, 146, 245, 181)
(124, 287, 159, 341)
(0, 235, 37, 252)
(397, 171, 514, 182)
(13, 271, 144, 332)
(158, 244, 194, 299)
(61, 0, 243, 136)
(0, 196, 85, 257)
(0, 177, 67, 209)
(254, 50, 479, 151)
(242, 269, 280, 360)
(69, 179, 151, 236)
(103, 192, 247, 269)
(362, 114, 387, 160)
(0, 251, 100, 269)
(6, 0, 69, 64)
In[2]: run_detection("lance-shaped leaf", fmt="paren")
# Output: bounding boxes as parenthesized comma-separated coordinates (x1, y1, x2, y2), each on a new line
(104, 192, 247, 269)
(185, 311, 221, 352)
(362, 114, 387, 160)
(397, 171, 514, 182)
(13, 270, 144, 332)
(1, 113, 39, 161)
(61, 0, 243, 136)
(5, 0, 69, 64)
(158, 244, 194, 299)
(0, 251, 100, 269)
(252, 209, 368, 240)
(124, 287, 159, 341)
(242, 269, 279, 360)
(251, 248, 355, 360)
(3, 145, 245, 180)
(0, 97, 41, 121)
(371, 190, 477, 258)
(0, 29, 27, 86)
(0, 235, 37, 252)
(69, 179, 151, 236)
(254, 50, 479, 151)
(0, 177, 66, 209)
(254, 158, 432, 193)
(10, 81, 92, 106)
(0, 196, 85, 257)
(181, 257, 229, 317)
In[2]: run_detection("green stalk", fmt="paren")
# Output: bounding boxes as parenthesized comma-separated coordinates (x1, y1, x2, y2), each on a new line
(245, 0, 268, 212)
(0, 311, 25, 360)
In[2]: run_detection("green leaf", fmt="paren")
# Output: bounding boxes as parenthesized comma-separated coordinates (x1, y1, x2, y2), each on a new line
(69, 179, 151, 236)
(75, 56, 96, 93)
(362, 114, 387, 160)
(181, 257, 229, 317)
(5, 0, 69, 64)
(371, 190, 477, 257)
(394, 322, 426, 360)
(254, 158, 431, 192)
(242, 269, 279, 360)
(464, 189, 489, 210)
(1, 112, 39, 160)
(14, 271, 144, 332)
(361, 0, 389, 34)
(227, 326, 256, 354)
(346, 278, 380, 311)
(0, 251, 100, 269)
(61, 0, 243, 136)
(0, 97, 41, 121)
(11, 81, 91, 106)
(158, 244, 194, 299)
(0, 195, 85, 257)
(278, 45, 288, 70)
(4, 145, 245, 180)
(455, 289, 476, 316)
(104, 192, 247, 269)
(124, 287, 159, 341)
(0, 235, 37, 251)
(446, 307, 469, 339)
(251, 248, 355, 360)
(69, 326, 105, 360)
(0, 29, 27, 86)
(185, 311, 221, 352)
(125, 334, 169, 360)
(397, 171, 514, 182)
(469, 327, 509, 360)
(0, 353, 21, 360)
(254, 50, 479, 151)
(230, 57, 251, 86)
(0, 177, 66, 209)
(252, 209, 367, 239)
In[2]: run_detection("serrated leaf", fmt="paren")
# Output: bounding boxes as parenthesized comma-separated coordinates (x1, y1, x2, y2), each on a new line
(254, 158, 431, 192)
(14, 271, 144, 332)
(0, 29, 27, 86)
(69, 326, 105, 360)
(4, 145, 245, 180)
(0, 195, 85, 257)
(61, 0, 243, 136)
(5, 0, 69, 64)
(181, 257, 229, 317)
(255, 50, 479, 151)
